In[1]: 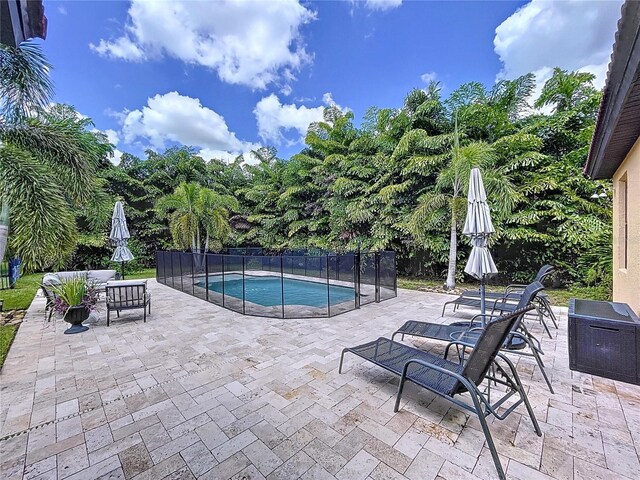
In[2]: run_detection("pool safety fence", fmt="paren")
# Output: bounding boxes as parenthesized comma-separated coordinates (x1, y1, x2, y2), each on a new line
(155, 250, 397, 318)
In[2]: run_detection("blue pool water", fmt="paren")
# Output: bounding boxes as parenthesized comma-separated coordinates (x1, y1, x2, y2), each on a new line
(195, 274, 354, 308)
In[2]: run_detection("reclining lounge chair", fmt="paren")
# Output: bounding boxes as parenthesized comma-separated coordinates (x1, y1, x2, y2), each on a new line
(442, 265, 558, 337)
(393, 282, 554, 393)
(339, 306, 542, 480)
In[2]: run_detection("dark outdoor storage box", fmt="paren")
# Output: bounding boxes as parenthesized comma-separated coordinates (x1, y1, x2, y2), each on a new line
(568, 299, 640, 385)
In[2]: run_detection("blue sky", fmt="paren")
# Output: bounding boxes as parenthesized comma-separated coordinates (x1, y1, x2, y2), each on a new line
(42, 0, 623, 163)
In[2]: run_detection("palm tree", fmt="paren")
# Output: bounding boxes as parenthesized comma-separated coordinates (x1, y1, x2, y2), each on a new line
(157, 182, 238, 252)
(0, 42, 112, 270)
(534, 68, 597, 112)
(409, 120, 518, 289)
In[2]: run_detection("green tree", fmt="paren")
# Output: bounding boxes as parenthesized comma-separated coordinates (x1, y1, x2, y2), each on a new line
(409, 121, 519, 289)
(0, 43, 112, 270)
(157, 182, 238, 252)
(534, 68, 597, 112)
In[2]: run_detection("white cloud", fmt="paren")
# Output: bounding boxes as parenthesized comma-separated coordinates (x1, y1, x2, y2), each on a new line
(353, 0, 403, 12)
(111, 149, 124, 165)
(90, 0, 316, 89)
(92, 36, 145, 61)
(494, 0, 623, 97)
(420, 72, 438, 84)
(253, 93, 344, 144)
(198, 149, 244, 163)
(58, 6, 68, 16)
(93, 128, 123, 165)
(104, 129, 120, 146)
(120, 91, 259, 161)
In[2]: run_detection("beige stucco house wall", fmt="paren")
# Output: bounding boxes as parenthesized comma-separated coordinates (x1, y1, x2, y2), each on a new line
(584, 1, 639, 313)
(612, 136, 640, 313)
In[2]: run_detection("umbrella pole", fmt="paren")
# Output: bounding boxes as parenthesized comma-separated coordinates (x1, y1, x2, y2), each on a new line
(480, 278, 486, 326)
(121, 261, 125, 280)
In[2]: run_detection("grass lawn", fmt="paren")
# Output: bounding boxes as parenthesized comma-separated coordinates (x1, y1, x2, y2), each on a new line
(125, 268, 157, 280)
(398, 276, 611, 307)
(0, 272, 44, 311)
(0, 325, 18, 369)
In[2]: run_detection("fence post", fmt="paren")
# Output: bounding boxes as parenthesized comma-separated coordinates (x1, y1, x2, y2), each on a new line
(205, 253, 209, 302)
(375, 252, 381, 303)
(179, 252, 184, 292)
(242, 256, 246, 315)
(191, 252, 195, 296)
(326, 255, 331, 317)
(354, 252, 361, 309)
(221, 255, 225, 308)
(393, 252, 398, 296)
(280, 256, 285, 318)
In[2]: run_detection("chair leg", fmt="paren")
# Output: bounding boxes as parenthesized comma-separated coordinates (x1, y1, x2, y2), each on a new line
(116, 310, 120, 318)
(143, 307, 146, 323)
(541, 298, 559, 329)
(468, 389, 506, 480)
(338, 349, 348, 374)
(107, 309, 110, 327)
(394, 374, 408, 413)
(500, 355, 543, 436)
(529, 343, 554, 394)
(536, 305, 553, 339)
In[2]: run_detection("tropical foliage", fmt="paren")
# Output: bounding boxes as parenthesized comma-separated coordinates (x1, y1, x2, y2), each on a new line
(75, 68, 609, 290)
(0, 42, 113, 270)
(0, 43, 611, 290)
(157, 182, 238, 252)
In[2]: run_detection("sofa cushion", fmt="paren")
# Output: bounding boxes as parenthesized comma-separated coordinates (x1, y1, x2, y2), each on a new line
(43, 271, 87, 285)
(42, 273, 60, 285)
(58, 271, 88, 282)
(87, 269, 117, 285)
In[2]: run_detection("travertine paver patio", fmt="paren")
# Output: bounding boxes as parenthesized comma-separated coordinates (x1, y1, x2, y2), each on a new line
(1, 280, 639, 480)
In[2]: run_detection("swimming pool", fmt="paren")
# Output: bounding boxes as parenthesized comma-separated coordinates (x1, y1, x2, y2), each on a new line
(157, 250, 397, 318)
(195, 273, 355, 307)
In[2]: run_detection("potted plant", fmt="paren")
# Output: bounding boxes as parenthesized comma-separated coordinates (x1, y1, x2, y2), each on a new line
(51, 276, 99, 334)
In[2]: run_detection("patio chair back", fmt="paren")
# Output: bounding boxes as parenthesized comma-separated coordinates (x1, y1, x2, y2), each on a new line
(106, 281, 147, 308)
(503, 281, 544, 348)
(454, 304, 536, 393)
(535, 265, 555, 283)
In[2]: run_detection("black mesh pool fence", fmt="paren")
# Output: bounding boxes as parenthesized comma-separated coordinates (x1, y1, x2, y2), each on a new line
(155, 250, 397, 318)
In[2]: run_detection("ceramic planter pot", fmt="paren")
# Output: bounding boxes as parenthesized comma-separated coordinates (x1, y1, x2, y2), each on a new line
(63, 305, 90, 334)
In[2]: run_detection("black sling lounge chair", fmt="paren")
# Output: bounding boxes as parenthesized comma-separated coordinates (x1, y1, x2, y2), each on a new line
(393, 282, 554, 393)
(339, 306, 542, 480)
(442, 265, 558, 337)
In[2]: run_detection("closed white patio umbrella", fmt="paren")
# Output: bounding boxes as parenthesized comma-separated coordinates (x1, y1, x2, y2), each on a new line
(463, 168, 498, 321)
(110, 201, 134, 279)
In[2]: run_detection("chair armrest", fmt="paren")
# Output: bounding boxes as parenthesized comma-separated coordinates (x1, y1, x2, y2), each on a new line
(443, 339, 478, 357)
(504, 286, 524, 295)
(513, 325, 544, 354)
(470, 312, 503, 323)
